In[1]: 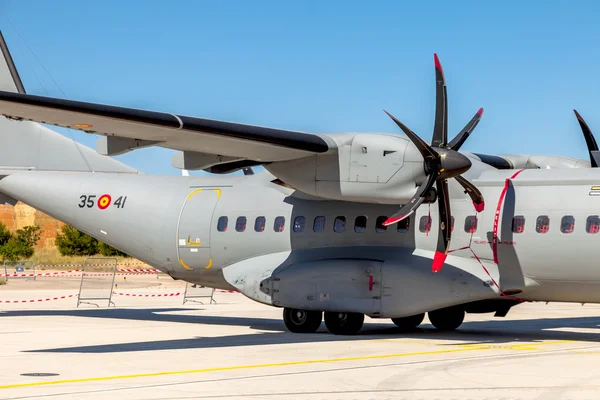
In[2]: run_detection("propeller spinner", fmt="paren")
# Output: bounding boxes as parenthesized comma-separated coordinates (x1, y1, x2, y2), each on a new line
(383, 54, 485, 273)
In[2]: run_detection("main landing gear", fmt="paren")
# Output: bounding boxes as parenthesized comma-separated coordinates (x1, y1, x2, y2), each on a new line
(282, 306, 466, 334)
(428, 306, 465, 331)
(391, 313, 425, 331)
(282, 308, 322, 333)
(282, 308, 365, 335)
(324, 311, 364, 335)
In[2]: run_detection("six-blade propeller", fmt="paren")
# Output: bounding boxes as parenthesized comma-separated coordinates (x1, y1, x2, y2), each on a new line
(573, 110, 600, 168)
(383, 54, 485, 273)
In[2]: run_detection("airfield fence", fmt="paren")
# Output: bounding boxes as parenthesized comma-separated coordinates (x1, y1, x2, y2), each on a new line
(183, 282, 216, 305)
(77, 257, 117, 308)
(3, 260, 37, 281)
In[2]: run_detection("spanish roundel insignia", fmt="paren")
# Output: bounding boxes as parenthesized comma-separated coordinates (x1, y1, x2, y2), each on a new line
(98, 194, 112, 210)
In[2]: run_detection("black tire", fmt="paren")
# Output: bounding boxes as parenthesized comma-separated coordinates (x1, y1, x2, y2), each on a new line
(283, 308, 322, 333)
(324, 311, 364, 335)
(428, 307, 465, 331)
(391, 313, 425, 330)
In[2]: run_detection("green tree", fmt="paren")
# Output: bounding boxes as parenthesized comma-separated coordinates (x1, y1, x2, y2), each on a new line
(55, 225, 98, 256)
(0, 225, 41, 261)
(98, 241, 129, 257)
(0, 222, 11, 246)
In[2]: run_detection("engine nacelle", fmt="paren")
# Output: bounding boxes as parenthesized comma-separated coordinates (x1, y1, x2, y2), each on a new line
(265, 133, 427, 204)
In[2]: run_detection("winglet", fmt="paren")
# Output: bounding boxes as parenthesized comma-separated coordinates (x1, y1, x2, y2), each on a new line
(432, 251, 447, 273)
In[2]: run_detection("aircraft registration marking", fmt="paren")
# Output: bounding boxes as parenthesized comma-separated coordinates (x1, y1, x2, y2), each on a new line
(78, 194, 127, 209)
(0, 340, 572, 390)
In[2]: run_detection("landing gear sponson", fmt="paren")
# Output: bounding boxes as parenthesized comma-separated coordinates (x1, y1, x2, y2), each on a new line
(283, 307, 466, 335)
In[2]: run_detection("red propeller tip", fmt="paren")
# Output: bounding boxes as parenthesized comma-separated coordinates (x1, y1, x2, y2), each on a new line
(432, 251, 447, 273)
(474, 201, 485, 213)
(477, 108, 484, 116)
(433, 53, 444, 77)
(383, 217, 402, 226)
(574, 109, 583, 121)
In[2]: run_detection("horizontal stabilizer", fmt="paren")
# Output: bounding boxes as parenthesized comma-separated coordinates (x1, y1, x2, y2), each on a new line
(0, 31, 25, 94)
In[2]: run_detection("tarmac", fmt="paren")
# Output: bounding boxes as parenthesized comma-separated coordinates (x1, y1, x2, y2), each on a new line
(3, 274, 600, 399)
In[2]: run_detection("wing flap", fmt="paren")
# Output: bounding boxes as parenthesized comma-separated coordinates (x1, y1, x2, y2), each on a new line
(0, 91, 329, 161)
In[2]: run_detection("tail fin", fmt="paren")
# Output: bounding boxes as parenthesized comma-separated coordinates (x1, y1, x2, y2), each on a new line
(0, 30, 137, 175)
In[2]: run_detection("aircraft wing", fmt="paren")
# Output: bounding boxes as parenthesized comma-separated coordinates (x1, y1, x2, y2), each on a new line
(0, 91, 330, 163)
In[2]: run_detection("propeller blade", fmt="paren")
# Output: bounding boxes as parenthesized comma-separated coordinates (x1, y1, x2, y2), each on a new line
(384, 110, 438, 159)
(574, 109, 600, 168)
(432, 53, 448, 148)
(383, 173, 437, 226)
(433, 179, 451, 273)
(454, 175, 485, 212)
(448, 108, 484, 151)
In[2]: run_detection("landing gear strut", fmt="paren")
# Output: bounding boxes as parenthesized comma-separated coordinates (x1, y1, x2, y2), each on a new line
(324, 311, 364, 335)
(428, 307, 464, 331)
(283, 308, 322, 333)
(391, 313, 425, 331)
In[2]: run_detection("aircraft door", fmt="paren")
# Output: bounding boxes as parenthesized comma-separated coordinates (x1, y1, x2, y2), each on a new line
(177, 189, 220, 270)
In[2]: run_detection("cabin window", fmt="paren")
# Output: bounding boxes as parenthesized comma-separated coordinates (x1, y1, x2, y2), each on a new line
(587, 215, 600, 234)
(274, 216, 285, 232)
(235, 216, 247, 232)
(293, 216, 305, 233)
(254, 216, 266, 232)
(217, 216, 228, 232)
(375, 216, 388, 232)
(512, 216, 526, 234)
(536, 216, 549, 233)
(451, 216, 455, 232)
(354, 216, 367, 233)
(313, 216, 326, 232)
(333, 216, 346, 233)
(397, 217, 410, 233)
(419, 215, 431, 233)
(465, 216, 478, 233)
(560, 216, 575, 234)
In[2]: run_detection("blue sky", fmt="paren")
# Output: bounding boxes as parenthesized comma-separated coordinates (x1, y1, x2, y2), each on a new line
(1, 0, 600, 175)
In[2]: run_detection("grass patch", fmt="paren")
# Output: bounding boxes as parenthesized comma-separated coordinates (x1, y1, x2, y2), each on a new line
(0, 278, 6, 285)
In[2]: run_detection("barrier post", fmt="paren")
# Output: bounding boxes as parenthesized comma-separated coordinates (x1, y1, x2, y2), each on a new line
(183, 283, 216, 305)
(77, 257, 117, 308)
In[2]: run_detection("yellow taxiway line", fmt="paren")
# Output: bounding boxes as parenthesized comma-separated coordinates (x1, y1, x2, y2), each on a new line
(0, 339, 571, 390)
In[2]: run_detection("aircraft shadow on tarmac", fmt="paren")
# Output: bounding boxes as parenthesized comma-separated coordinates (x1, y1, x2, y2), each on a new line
(2, 308, 600, 353)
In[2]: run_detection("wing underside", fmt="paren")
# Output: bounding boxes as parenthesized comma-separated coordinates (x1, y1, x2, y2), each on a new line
(0, 91, 330, 162)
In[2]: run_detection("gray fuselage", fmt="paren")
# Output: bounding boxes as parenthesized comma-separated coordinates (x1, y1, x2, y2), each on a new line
(1, 166, 599, 318)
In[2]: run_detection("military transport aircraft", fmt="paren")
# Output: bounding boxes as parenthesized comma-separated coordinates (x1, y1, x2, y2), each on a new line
(0, 31, 599, 335)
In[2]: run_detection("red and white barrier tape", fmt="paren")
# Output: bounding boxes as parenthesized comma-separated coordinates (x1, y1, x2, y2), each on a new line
(112, 291, 182, 297)
(32, 262, 146, 268)
(0, 294, 76, 304)
(0, 289, 238, 304)
(0, 269, 159, 277)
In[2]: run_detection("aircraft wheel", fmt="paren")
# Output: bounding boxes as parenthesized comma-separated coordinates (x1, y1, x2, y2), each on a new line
(324, 311, 364, 335)
(283, 308, 322, 333)
(428, 307, 465, 331)
(391, 313, 425, 331)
